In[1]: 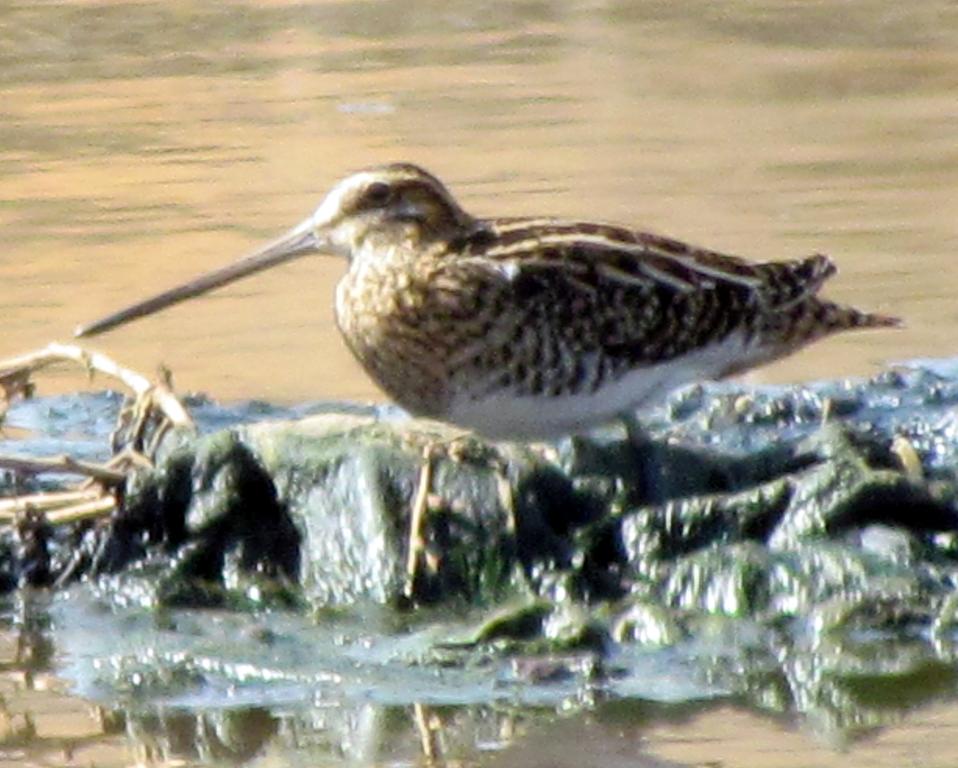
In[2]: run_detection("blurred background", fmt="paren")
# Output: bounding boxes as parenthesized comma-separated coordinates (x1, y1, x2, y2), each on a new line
(2, 3, 958, 766)
(2, 0, 956, 404)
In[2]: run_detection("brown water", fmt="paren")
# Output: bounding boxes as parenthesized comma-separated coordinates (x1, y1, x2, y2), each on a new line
(2, 1, 958, 765)
(3, 1, 957, 404)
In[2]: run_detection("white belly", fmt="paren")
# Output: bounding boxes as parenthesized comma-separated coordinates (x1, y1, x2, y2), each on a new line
(446, 334, 753, 439)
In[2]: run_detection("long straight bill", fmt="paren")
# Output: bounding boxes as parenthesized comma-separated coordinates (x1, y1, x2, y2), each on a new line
(75, 217, 321, 337)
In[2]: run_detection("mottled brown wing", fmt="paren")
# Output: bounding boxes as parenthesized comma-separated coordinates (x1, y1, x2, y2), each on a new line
(439, 220, 895, 402)
(444, 232, 759, 401)
(465, 218, 836, 310)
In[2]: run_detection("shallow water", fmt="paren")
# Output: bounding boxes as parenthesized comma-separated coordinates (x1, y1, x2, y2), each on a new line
(3, 0, 958, 765)
(2, 0, 957, 404)
(3, 371, 958, 765)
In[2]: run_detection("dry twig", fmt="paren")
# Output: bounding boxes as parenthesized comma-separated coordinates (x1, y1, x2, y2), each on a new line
(0, 489, 103, 521)
(0, 342, 193, 430)
(45, 496, 117, 525)
(0, 342, 194, 531)
(0, 454, 126, 485)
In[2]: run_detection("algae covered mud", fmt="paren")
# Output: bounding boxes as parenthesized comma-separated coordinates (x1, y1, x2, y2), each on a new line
(2, 351, 958, 765)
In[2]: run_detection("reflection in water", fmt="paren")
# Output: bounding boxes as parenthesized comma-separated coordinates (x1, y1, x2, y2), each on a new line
(5, 589, 958, 767)
(0, 579, 946, 767)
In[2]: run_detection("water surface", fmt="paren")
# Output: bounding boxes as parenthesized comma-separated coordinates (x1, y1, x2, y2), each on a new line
(2, 0, 956, 403)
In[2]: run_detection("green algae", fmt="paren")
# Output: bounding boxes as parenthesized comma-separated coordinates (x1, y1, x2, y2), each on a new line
(5, 363, 958, 747)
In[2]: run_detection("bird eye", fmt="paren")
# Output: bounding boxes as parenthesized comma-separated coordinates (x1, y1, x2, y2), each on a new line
(363, 181, 392, 208)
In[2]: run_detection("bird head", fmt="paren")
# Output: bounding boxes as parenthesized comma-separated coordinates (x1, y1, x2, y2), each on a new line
(312, 163, 473, 257)
(75, 163, 470, 337)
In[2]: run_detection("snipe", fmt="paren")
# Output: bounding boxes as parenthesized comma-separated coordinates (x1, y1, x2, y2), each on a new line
(77, 163, 899, 439)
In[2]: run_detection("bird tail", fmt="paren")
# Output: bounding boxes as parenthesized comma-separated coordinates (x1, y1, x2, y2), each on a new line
(755, 298, 901, 360)
(716, 252, 900, 377)
(754, 253, 837, 309)
(816, 301, 902, 333)
(716, 299, 900, 378)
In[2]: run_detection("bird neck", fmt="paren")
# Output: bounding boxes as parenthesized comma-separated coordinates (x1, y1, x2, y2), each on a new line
(351, 210, 474, 263)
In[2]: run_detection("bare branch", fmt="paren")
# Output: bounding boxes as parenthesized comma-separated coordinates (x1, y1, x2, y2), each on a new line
(46, 496, 116, 525)
(0, 343, 196, 533)
(0, 342, 193, 430)
(0, 489, 104, 520)
(0, 453, 126, 484)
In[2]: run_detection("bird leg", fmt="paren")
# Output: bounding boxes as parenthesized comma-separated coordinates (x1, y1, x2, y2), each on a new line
(619, 411, 667, 505)
(619, 411, 652, 449)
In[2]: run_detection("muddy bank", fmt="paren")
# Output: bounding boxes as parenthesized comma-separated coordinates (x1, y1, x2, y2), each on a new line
(2, 359, 958, 741)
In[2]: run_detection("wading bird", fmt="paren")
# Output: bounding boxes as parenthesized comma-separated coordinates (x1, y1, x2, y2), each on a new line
(77, 163, 898, 439)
